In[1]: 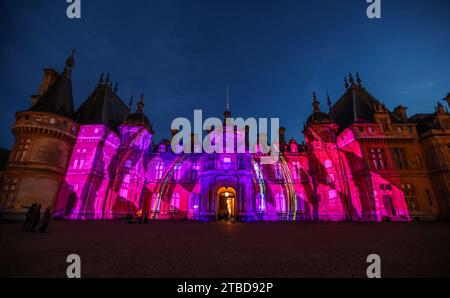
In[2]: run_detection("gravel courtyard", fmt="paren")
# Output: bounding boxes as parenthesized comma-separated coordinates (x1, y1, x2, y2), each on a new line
(1, 220, 449, 278)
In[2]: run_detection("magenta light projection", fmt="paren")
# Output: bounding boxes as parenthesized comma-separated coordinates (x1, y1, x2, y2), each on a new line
(54, 112, 411, 222)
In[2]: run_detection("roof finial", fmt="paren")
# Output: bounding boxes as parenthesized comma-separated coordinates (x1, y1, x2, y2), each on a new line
(356, 72, 362, 86)
(129, 95, 133, 112)
(312, 92, 320, 113)
(98, 72, 105, 85)
(344, 77, 349, 89)
(226, 84, 230, 112)
(63, 48, 76, 78)
(137, 93, 144, 113)
(224, 84, 231, 118)
(348, 72, 355, 86)
(114, 82, 119, 93)
(327, 92, 333, 113)
(105, 73, 111, 84)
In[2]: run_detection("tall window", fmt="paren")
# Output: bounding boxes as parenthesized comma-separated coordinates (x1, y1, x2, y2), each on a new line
(15, 139, 31, 162)
(324, 159, 333, 169)
(292, 162, 302, 180)
(256, 193, 266, 213)
(391, 148, 407, 169)
(151, 194, 161, 212)
(174, 163, 182, 180)
(275, 193, 286, 213)
(402, 184, 418, 211)
(170, 192, 181, 213)
(188, 193, 200, 214)
(369, 148, 386, 170)
(328, 190, 338, 204)
(191, 162, 200, 180)
(273, 163, 283, 180)
(2, 177, 18, 208)
(155, 160, 164, 180)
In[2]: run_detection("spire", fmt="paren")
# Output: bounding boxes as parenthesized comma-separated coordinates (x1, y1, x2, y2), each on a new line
(128, 95, 133, 112)
(114, 82, 119, 93)
(327, 92, 333, 113)
(63, 49, 76, 78)
(224, 84, 231, 118)
(137, 93, 144, 113)
(98, 72, 105, 86)
(312, 92, 320, 113)
(105, 73, 111, 85)
(348, 72, 355, 86)
(356, 72, 362, 86)
(344, 77, 349, 89)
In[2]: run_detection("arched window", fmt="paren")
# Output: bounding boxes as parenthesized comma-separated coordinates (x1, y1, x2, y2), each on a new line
(325, 159, 333, 169)
(155, 161, 164, 180)
(151, 194, 161, 212)
(170, 192, 181, 213)
(275, 193, 286, 213)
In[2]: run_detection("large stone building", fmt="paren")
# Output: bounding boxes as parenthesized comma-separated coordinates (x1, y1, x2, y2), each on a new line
(0, 53, 448, 221)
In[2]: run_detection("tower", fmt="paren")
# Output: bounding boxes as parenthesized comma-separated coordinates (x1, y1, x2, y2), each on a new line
(0, 51, 79, 217)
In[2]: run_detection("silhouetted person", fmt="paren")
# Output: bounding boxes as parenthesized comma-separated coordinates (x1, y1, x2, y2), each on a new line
(136, 210, 143, 224)
(30, 204, 41, 232)
(39, 208, 51, 233)
(143, 210, 149, 224)
(22, 204, 36, 231)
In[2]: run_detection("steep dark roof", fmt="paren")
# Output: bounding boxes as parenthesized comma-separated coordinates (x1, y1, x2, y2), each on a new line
(76, 82, 130, 132)
(306, 111, 333, 125)
(29, 52, 75, 119)
(330, 85, 403, 132)
(125, 112, 153, 131)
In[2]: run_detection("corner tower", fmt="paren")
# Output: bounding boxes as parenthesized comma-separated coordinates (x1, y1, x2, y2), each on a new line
(0, 51, 79, 217)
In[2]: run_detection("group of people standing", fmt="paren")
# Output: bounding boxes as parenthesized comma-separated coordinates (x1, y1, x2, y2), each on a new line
(126, 209, 150, 224)
(22, 204, 51, 233)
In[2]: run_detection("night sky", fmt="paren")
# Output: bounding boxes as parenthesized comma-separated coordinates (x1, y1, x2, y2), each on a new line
(0, 0, 449, 149)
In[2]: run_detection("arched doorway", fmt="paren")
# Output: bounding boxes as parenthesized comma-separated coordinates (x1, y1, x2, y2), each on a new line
(217, 187, 237, 221)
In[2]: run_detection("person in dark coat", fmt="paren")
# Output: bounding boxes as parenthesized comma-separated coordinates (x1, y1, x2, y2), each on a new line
(38, 208, 51, 233)
(22, 204, 36, 231)
(30, 204, 41, 232)
(143, 210, 149, 224)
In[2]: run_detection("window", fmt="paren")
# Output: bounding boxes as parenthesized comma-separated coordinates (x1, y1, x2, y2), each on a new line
(275, 193, 286, 213)
(191, 162, 200, 180)
(256, 193, 266, 213)
(14, 139, 31, 162)
(369, 148, 386, 170)
(49, 118, 56, 124)
(151, 194, 161, 212)
(73, 160, 79, 169)
(368, 126, 374, 133)
(79, 160, 84, 169)
(292, 162, 302, 180)
(123, 174, 130, 184)
(124, 159, 132, 168)
(155, 160, 164, 180)
(391, 148, 407, 169)
(402, 184, 418, 211)
(174, 163, 182, 180)
(189, 193, 200, 214)
(119, 189, 128, 198)
(273, 163, 283, 180)
(324, 160, 333, 169)
(329, 190, 338, 204)
(170, 192, 181, 213)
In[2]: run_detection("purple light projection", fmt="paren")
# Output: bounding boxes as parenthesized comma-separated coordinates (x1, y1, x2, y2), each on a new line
(54, 116, 410, 222)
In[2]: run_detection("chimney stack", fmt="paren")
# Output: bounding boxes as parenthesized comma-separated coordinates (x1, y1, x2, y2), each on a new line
(393, 105, 408, 121)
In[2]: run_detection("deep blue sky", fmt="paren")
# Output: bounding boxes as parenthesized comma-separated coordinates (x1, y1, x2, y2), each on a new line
(0, 0, 449, 148)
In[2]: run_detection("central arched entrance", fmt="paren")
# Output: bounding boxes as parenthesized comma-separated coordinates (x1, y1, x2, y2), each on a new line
(217, 187, 237, 221)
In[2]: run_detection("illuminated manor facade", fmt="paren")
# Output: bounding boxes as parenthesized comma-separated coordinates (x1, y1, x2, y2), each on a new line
(1, 52, 450, 222)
